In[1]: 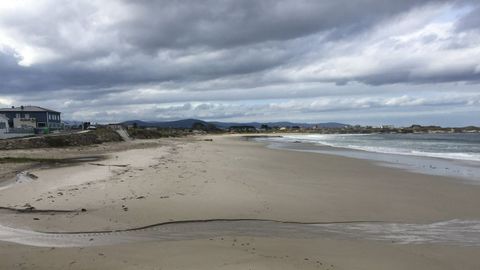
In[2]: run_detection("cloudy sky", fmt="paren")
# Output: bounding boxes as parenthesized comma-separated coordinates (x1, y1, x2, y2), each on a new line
(0, 0, 479, 126)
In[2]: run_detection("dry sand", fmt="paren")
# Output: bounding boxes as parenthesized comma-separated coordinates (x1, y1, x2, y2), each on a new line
(0, 135, 479, 269)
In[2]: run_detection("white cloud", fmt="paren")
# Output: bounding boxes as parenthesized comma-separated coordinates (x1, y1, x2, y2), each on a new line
(0, 97, 13, 106)
(0, 0, 479, 126)
(277, 3, 480, 85)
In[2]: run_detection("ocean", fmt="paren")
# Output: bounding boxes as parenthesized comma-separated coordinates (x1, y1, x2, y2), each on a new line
(256, 133, 480, 182)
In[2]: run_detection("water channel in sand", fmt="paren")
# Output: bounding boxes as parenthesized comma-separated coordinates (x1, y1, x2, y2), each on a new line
(0, 219, 479, 248)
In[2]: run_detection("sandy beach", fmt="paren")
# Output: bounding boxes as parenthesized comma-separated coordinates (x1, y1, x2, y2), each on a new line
(1, 135, 480, 269)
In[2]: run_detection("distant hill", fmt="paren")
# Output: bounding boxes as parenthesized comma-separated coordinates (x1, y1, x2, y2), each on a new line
(209, 121, 348, 129)
(121, 119, 349, 129)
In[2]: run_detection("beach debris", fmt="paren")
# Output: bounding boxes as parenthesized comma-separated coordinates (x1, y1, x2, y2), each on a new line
(26, 172, 39, 179)
(89, 163, 129, 167)
(0, 204, 82, 214)
(81, 208, 87, 212)
(15, 171, 39, 184)
(203, 139, 213, 142)
(23, 203, 35, 211)
(136, 196, 145, 199)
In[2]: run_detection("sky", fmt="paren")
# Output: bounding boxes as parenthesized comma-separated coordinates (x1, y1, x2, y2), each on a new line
(0, 0, 479, 126)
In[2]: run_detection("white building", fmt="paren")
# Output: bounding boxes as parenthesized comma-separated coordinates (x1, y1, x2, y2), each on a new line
(0, 114, 9, 134)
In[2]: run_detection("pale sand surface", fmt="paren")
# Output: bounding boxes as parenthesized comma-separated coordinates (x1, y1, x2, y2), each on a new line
(0, 135, 479, 269)
(2, 238, 480, 270)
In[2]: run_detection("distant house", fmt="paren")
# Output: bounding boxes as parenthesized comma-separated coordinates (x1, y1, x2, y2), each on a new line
(0, 114, 8, 134)
(0, 106, 62, 130)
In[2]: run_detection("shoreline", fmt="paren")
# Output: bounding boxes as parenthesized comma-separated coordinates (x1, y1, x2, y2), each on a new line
(1, 135, 480, 269)
(251, 132, 480, 162)
(251, 134, 480, 182)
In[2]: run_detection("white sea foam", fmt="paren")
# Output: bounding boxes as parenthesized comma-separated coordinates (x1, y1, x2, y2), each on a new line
(316, 219, 480, 246)
(279, 134, 480, 162)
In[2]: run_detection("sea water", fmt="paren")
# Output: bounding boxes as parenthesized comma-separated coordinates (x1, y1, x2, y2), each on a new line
(257, 133, 480, 182)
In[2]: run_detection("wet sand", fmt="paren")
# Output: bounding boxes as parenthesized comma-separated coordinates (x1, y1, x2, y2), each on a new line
(0, 135, 480, 269)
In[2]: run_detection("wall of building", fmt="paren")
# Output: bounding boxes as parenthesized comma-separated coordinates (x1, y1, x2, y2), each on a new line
(0, 118, 8, 134)
(47, 112, 62, 129)
(13, 118, 36, 128)
(1, 111, 61, 129)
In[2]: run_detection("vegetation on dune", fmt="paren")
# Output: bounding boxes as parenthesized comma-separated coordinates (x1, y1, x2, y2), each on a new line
(92, 127, 123, 142)
(126, 122, 224, 139)
(0, 127, 123, 150)
(43, 128, 122, 147)
(127, 128, 189, 139)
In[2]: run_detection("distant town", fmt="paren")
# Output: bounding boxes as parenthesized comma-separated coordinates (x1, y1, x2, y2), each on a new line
(1, 105, 479, 141)
(197, 123, 480, 134)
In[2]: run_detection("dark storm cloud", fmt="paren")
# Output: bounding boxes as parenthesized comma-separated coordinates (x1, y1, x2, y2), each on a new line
(456, 4, 480, 32)
(357, 68, 480, 86)
(0, 0, 479, 124)
(119, 0, 449, 49)
(0, 0, 457, 94)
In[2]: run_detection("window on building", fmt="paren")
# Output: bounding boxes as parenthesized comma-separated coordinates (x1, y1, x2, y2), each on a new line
(16, 113, 20, 118)
(0, 123, 5, 129)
